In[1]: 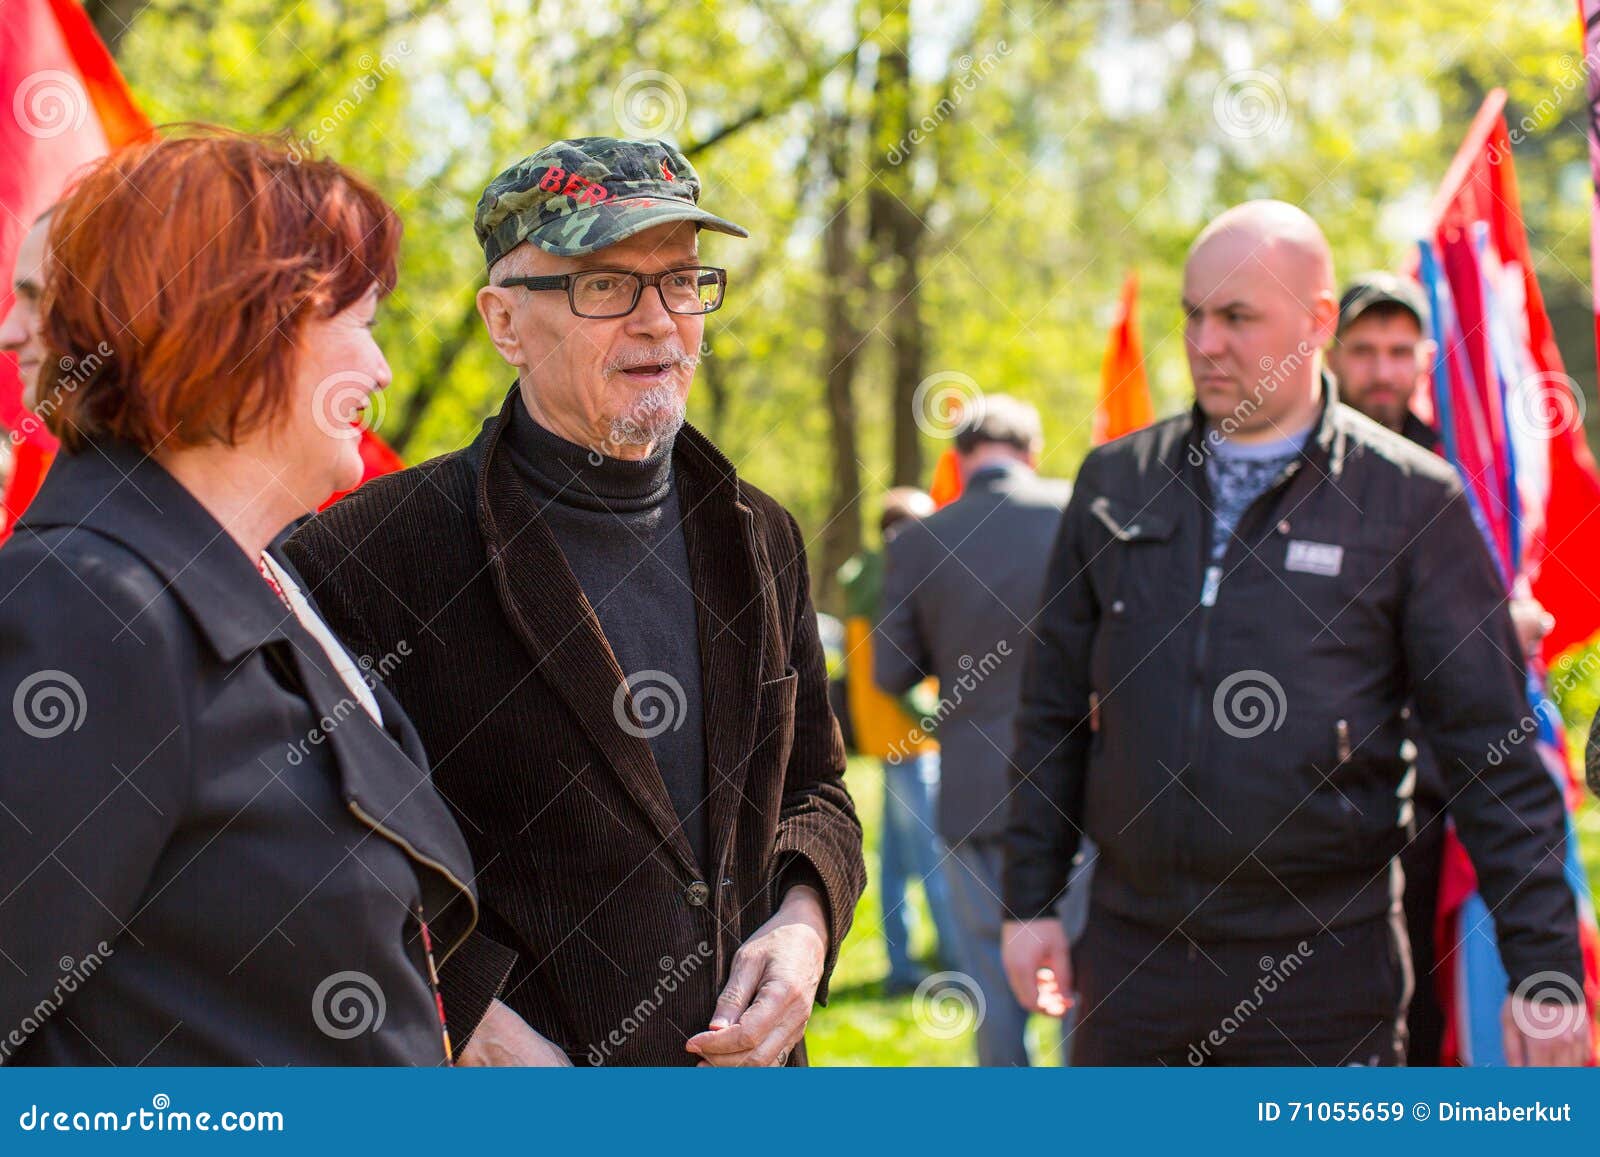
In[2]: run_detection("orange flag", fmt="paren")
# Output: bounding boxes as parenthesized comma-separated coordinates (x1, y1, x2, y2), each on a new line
(1092, 270, 1153, 445)
(928, 447, 963, 508)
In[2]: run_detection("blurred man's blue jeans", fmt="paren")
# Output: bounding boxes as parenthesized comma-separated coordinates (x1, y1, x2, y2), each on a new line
(943, 839, 1094, 1066)
(880, 752, 957, 986)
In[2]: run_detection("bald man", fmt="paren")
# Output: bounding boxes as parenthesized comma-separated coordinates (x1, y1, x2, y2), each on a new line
(1000, 201, 1589, 1066)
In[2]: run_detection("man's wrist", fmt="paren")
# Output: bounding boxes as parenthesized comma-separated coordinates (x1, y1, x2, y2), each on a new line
(779, 882, 829, 939)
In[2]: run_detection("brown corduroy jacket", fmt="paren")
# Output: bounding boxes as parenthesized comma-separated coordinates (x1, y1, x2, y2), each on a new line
(284, 389, 865, 1066)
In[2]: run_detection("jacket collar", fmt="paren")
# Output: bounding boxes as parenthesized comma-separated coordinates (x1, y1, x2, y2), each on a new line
(963, 460, 1032, 496)
(1180, 369, 1347, 480)
(1401, 409, 1441, 452)
(472, 386, 767, 879)
(16, 439, 294, 663)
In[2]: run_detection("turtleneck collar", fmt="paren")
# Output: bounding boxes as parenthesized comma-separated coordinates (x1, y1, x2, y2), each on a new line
(502, 391, 675, 514)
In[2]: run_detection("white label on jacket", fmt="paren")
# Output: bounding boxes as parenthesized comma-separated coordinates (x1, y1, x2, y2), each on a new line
(1285, 539, 1343, 577)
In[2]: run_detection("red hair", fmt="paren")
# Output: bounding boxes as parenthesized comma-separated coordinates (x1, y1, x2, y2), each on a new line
(41, 126, 400, 451)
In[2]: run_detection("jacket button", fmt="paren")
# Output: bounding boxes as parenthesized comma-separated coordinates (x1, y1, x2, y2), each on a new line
(1278, 519, 1291, 535)
(1111, 599, 1126, 615)
(686, 881, 710, 906)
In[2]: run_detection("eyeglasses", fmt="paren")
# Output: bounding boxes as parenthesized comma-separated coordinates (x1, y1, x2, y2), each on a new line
(500, 266, 727, 319)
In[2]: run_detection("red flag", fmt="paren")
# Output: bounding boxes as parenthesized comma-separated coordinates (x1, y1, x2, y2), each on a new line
(1410, 86, 1600, 661)
(1092, 270, 1154, 445)
(1412, 87, 1600, 1066)
(322, 430, 407, 509)
(1, 0, 155, 538)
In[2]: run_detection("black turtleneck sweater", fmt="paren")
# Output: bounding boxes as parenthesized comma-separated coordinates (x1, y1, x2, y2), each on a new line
(502, 399, 709, 869)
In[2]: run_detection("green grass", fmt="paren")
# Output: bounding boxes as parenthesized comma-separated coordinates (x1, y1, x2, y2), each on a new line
(805, 757, 1063, 1067)
(807, 744, 1600, 1067)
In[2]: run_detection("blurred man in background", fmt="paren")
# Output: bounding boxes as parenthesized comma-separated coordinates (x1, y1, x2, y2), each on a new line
(876, 396, 1074, 1066)
(839, 487, 958, 994)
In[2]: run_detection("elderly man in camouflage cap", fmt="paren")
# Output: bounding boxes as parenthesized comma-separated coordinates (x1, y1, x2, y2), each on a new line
(285, 138, 865, 1067)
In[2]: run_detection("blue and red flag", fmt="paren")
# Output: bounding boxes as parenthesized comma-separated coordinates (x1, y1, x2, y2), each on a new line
(1409, 86, 1600, 1065)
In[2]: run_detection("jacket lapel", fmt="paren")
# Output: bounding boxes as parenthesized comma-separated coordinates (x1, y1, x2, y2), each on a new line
(675, 431, 768, 880)
(475, 392, 700, 877)
(273, 626, 480, 958)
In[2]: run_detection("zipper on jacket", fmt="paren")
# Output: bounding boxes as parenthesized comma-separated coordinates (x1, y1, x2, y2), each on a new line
(345, 797, 479, 961)
(1181, 456, 1305, 884)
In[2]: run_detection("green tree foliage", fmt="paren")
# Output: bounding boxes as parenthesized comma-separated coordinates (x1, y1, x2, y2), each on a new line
(105, 0, 1593, 611)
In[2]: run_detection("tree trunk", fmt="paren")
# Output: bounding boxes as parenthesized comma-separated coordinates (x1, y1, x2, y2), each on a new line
(869, 4, 927, 487)
(814, 111, 866, 614)
(83, 0, 145, 56)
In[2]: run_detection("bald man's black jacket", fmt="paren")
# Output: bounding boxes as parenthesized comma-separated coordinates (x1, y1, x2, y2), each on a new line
(1003, 380, 1582, 992)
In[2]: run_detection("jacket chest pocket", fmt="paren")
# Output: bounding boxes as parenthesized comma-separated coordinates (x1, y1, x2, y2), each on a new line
(746, 669, 798, 811)
(1087, 497, 1184, 699)
(1088, 496, 1182, 625)
(1269, 518, 1404, 627)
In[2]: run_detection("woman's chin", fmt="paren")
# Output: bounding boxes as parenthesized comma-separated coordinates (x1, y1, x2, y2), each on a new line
(320, 442, 366, 503)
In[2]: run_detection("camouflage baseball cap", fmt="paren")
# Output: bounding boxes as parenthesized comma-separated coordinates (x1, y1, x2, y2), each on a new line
(474, 137, 749, 267)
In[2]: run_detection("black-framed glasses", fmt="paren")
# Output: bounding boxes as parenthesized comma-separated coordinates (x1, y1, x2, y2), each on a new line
(501, 266, 727, 319)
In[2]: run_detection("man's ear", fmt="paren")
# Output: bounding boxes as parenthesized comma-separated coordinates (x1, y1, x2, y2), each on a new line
(1415, 338, 1438, 374)
(476, 284, 523, 367)
(1308, 289, 1340, 349)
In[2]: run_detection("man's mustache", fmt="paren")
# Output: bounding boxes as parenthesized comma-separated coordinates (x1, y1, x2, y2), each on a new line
(603, 346, 698, 376)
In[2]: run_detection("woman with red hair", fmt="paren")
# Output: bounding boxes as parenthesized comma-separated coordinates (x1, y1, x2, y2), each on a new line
(0, 130, 505, 1065)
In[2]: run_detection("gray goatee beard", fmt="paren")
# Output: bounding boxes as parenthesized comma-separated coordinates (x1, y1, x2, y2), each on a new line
(608, 383, 687, 447)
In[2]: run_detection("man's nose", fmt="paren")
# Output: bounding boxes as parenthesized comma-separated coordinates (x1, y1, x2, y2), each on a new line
(625, 283, 676, 338)
(1192, 317, 1225, 358)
